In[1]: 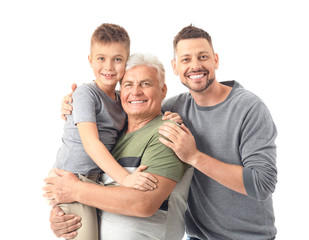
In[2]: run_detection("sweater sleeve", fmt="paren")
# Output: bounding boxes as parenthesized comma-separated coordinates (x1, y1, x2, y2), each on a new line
(240, 101, 278, 201)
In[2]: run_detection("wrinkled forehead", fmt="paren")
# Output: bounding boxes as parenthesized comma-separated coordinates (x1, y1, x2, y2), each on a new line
(121, 65, 159, 83)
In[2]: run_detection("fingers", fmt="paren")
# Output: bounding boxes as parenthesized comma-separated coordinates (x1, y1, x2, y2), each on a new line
(51, 216, 81, 238)
(53, 168, 68, 177)
(58, 231, 78, 239)
(162, 111, 183, 125)
(140, 172, 157, 184)
(71, 83, 77, 92)
(61, 84, 76, 121)
(62, 96, 73, 111)
(135, 165, 148, 172)
(53, 206, 65, 217)
(163, 111, 172, 116)
(132, 172, 158, 191)
(61, 95, 73, 120)
(50, 206, 81, 238)
(159, 122, 183, 143)
(159, 136, 174, 149)
(134, 165, 157, 188)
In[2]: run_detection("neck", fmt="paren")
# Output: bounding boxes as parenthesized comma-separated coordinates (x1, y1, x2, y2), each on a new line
(126, 115, 159, 133)
(190, 80, 232, 107)
(94, 80, 116, 100)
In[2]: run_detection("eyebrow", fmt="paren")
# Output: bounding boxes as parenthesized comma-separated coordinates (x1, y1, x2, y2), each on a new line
(95, 53, 125, 58)
(122, 79, 153, 84)
(179, 51, 211, 57)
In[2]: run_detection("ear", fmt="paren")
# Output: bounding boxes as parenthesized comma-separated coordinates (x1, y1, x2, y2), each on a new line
(214, 53, 219, 70)
(171, 59, 179, 76)
(161, 84, 167, 100)
(88, 54, 93, 68)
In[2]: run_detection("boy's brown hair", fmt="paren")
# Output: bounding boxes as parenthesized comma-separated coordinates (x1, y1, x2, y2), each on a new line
(173, 24, 214, 55)
(91, 23, 130, 55)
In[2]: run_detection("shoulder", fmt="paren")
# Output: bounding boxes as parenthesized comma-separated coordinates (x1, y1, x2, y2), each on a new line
(164, 92, 191, 104)
(73, 82, 96, 95)
(231, 81, 267, 110)
(72, 83, 101, 103)
(162, 92, 192, 112)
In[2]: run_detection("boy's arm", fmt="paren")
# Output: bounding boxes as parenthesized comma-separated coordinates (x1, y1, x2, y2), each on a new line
(77, 122, 157, 190)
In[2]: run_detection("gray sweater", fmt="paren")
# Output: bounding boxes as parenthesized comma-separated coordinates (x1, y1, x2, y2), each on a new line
(162, 81, 277, 240)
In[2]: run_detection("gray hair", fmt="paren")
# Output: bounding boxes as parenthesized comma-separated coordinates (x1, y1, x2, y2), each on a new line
(125, 53, 165, 87)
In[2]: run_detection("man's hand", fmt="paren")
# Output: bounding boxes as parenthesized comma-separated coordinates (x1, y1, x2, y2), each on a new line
(61, 83, 77, 120)
(162, 111, 183, 125)
(43, 169, 80, 206)
(159, 122, 199, 165)
(50, 206, 81, 239)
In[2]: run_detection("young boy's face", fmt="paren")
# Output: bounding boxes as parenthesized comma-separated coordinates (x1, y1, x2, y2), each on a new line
(88, 42, 128, 90)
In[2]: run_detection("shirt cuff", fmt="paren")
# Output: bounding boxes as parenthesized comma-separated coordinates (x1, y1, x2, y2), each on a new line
(243, 167, 257, 199)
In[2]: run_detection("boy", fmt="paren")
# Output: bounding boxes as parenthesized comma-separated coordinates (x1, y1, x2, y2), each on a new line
(49, 23, 157, 240)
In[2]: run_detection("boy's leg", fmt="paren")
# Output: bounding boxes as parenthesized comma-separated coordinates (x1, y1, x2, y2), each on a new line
(47, 171, 99, 240)
(59, 202, 98, 240)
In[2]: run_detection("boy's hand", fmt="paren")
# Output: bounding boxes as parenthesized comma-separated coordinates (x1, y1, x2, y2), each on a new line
(122, 165, 158, 191)
(162, 111, 183, 125)
(61, 83, 77, 120)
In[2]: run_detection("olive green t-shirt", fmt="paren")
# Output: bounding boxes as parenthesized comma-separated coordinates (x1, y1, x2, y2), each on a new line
(110, 115, 186, 183)
(99, 115, 191, 240)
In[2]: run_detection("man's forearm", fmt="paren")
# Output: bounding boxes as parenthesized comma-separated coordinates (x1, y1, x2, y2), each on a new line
(74, 174, 176, 217)
(192, 151, 247, 195)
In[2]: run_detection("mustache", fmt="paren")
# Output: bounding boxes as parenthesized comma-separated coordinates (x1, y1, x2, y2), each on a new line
(186, 68, 209, 76)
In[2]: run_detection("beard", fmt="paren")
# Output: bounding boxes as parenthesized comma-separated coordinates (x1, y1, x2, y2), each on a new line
(182, 74, 215, 93)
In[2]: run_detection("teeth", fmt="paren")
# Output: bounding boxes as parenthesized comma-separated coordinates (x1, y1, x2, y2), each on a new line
(189, 74, 205, 79)
(130, 101, 146, 104)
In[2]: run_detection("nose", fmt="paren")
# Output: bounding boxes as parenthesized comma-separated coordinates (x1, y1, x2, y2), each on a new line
(131, 85, 142, 95)
(190, 58, 202, 71)
(104, 60, 114, 71)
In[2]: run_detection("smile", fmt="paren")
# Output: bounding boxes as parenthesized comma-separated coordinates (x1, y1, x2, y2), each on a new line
(129, 100, 147, 104)
(188, 74, 206, 79)
(102, 73, 116, 77)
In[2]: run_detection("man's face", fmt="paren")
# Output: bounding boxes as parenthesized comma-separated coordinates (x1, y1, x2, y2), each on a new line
(120, 65, 167, 120)
(88, 42, 128, 90)
(172, 38, 219, 93)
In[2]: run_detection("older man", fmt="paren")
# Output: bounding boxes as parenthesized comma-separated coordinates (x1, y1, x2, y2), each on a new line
(44, 53, 192, 240)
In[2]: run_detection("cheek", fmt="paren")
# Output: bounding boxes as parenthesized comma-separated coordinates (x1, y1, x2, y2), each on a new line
(116, 64, 126, 75)
(93, 64, 101, 72)
(178, 65, 188, 76)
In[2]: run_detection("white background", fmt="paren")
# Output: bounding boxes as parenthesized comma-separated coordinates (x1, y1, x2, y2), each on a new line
(1, 0, 308, 239)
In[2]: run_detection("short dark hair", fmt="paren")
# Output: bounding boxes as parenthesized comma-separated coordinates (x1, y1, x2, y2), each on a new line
(91, 23, 130, 55)
(173, 24, 214, 53)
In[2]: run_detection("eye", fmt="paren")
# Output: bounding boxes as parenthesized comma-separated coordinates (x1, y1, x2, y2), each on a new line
(123, 82, 132, 88)
(200, 55, 208, 60)
(141, 82, 151, 87)
(114, 57, 123, 62)
(98, 57, 104, 61)
(181, 58, 189, 63)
